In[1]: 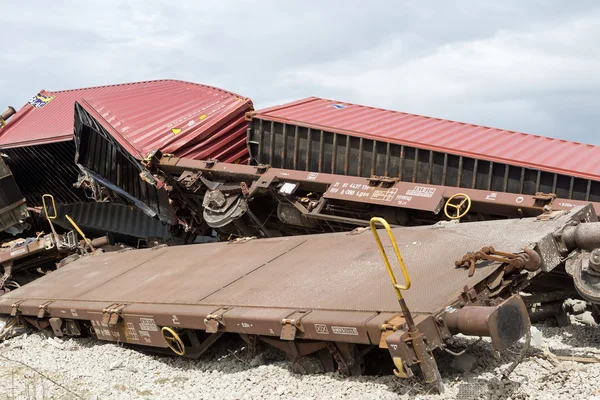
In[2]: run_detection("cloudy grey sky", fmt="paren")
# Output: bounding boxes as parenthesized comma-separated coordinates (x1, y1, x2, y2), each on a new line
(2, 0, 599, 144)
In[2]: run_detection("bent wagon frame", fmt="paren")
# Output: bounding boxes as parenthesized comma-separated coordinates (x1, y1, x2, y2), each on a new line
(3, 205, 600, 390)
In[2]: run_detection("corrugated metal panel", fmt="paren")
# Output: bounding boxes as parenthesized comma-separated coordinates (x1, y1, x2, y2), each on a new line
(251, 97, 600, 182)
(77, 82, 253, 163)
(0, 158, 23, 207)
(74, 103, 176, 225)
(0, 157, 28, 233)
(248, 97, 600, 202)
(53, 202, 171, 244)
(2, 141, 86, 206)
(0, 79, 253, 164)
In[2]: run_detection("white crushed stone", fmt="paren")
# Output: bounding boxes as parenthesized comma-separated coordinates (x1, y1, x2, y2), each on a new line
(1, 321, 600, 399)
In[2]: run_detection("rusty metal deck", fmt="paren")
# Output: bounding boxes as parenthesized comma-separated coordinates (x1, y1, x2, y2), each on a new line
(1, 212, 576, 316)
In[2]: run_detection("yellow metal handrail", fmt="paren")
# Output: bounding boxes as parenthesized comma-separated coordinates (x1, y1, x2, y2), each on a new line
(42, 194, 57, 220)
(369, 217, 411, 300)
(41, 194, 95, 252)
(65, 214, 95, 252)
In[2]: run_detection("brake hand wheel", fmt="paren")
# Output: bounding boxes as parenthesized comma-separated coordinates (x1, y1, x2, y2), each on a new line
(444, 193, 472, 220)
(161, 326, 186, 356)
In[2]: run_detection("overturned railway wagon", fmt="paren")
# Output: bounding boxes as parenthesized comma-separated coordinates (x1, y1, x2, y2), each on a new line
(0, 80, 252, 206)
(73, 101, 600, 242)
(2, 205, 600, 390)
(0, 80, 253, 244)
(247, 97, 600, 202)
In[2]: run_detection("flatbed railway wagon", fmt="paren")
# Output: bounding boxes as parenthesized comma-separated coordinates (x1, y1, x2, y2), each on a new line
(2, 204, 600, 392)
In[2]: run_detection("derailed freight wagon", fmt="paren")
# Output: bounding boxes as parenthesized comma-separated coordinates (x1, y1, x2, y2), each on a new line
(73, 100, 600, 243)
(247, 97, 600, 203)
(0, 80, 253, 245)
(3, 204, 600, 392)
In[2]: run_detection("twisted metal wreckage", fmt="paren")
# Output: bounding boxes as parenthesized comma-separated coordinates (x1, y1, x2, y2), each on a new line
(1, 86, 600, 392)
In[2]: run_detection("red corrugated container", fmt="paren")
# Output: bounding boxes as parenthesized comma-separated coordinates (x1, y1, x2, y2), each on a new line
(248, 96, 600, 201)
(0, 80, 253, 205)
(0, 79, 253, 162)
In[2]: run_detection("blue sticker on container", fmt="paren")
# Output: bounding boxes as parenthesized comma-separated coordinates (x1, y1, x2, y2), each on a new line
(28, 93, 55, 109)
(330, 103, 346, 109)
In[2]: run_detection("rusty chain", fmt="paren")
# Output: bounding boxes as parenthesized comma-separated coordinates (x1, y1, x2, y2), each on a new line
(455, 246, 541, 277)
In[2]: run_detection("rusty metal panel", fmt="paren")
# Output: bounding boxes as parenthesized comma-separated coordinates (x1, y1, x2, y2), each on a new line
(202, 222, 536, 313)
(202, 211, 583, 313)
(322, 177, 444, 211)
(159, 157, 600, 216)
(123, 303, 224, 331)
(3, 208, 584, 323)
(364, 312, 403, 346)
(249, 97, 600, 201)
(77, 237, 306, 304)
(46, 300, 121, 322)
(216, 307, 296, 336)
(0, 249, 159, 300)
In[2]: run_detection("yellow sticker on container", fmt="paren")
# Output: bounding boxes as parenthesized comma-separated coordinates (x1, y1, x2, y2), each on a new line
(199, 114, 207, 121)
(171, 128, 182, 135)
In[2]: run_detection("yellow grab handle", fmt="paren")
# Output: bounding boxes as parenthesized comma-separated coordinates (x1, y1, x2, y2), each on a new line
(65, 214, 95, 251)
(369, 217, 411, 300)
(42, 194, 57, 220)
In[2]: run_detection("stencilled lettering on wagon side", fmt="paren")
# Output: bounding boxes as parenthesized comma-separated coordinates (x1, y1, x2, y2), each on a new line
(331, 326, 359, 336)
(395, 195, 413, 206)
(125, 322, 139, 341)
(9, 248, 26, 257)
(371, 188, 398, 202)
(139, 317, 158, 332)
(406, 186, 436, 198)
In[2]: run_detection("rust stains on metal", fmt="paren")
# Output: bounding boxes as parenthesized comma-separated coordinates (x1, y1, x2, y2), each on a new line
(444, 295, 530, 352)
(159, 156, 600, 218)
(0, 106, 16, 127)
(455, 246, 542, 277)
(1, 206, 590, 327)
(1, 205, 598, 390)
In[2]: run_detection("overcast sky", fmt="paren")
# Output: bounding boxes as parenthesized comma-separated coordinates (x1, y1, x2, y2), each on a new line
(2, 1, 599, 144)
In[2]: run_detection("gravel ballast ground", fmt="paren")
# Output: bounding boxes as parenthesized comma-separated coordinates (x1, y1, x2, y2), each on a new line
(1, 320, 600, 400)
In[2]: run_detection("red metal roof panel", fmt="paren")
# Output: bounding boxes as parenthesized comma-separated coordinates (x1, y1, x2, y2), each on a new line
(253, 97, 600, 181)
(0, 80, 253, 163)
